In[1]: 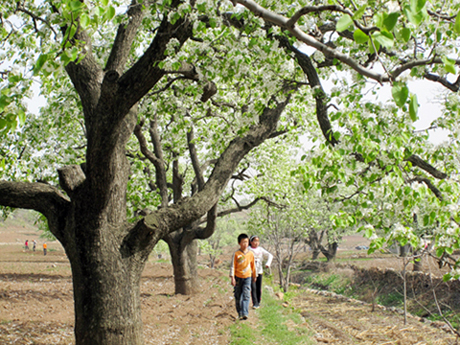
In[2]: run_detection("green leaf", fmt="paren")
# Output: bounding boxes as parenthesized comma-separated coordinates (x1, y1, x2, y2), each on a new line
(80, 13, 90, 28)
(384, 12, 400, 31)
(353, 29, 369, 44)
(352, 6, 366, 20)
(442, 56, 456, 74)
(374, 12, 385, 29)
(423, 214, 429, 226)
(18, 109, 26, 126)
(171, 61, 182, 71)
(372, 31, 394, 48)
(455, 12, 460, 34)
(368, 40, 380, 54)
(392, 83, 409, 107)
(69, 1, 85, 13)
(409, 94, 418, 121)
(396, 27, 411, 42)
(436, 247, 444, 257)
(33, 54, 49, 75)
(365, 227, 373, 238)
(102, 0, 109, 6)
(105, 5, 116, 21)
(336, 15, 353, 32)
(0, 95, 11, 110)
(411, 0, 426, 13)
(443, 273, 452, 282)
(404, 4, 426, 26)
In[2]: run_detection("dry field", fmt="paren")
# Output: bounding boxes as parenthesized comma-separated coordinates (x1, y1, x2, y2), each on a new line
(0, 221, 458, 344)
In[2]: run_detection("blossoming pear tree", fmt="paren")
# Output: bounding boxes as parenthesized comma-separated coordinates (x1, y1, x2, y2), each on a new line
(0, 0, 309, 343)
(232, 0, 460, 274)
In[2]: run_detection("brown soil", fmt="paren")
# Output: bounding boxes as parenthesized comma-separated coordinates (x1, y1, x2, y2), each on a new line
(0, 224, 458, 344)
(0, 222, 237, 345)
(292, 289, 457, 344)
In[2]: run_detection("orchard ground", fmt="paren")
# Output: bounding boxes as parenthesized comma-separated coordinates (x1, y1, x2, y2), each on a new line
(0, 216, 458, 344)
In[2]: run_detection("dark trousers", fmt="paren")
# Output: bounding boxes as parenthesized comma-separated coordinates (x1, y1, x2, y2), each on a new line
(234, 277, 251, 317)
(251, 274, 263, 307)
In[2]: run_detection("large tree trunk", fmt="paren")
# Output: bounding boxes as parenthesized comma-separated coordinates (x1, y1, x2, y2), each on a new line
(412, 250, 423, 271)
(320, 242, 338, 261)
(308, 231, 322, 260)
(166, 233, 199, 295)
(68, 241, 146, 345)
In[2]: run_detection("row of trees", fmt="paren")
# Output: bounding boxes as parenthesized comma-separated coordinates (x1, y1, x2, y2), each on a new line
(1, 0, 460, 344)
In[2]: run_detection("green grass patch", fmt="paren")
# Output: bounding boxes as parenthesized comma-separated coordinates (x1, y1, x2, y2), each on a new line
(303, 273, 352, 295)
(229, 322, 260, 345)
(258, 292, 315, 344)
(229, 284, 315, 345)
(375, 291, 403, 307)
(426, 310, 460, 329)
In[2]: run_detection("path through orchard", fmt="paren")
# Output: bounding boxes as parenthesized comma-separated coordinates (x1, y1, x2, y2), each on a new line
(0, 229, 457, 344)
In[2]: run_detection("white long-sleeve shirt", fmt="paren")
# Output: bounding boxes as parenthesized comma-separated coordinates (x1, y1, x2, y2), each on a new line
(249, 246, 273, 275)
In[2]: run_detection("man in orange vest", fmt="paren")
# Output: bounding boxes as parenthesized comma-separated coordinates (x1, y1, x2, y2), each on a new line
(43, 242, 47, 256)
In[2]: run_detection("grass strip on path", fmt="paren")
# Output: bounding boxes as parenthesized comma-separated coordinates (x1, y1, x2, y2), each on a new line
(229, 287, 315, 345)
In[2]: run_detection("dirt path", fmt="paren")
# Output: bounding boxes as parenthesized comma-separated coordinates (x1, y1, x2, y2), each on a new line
(292, 289, 457, 344)
(1, 241, 458, 344)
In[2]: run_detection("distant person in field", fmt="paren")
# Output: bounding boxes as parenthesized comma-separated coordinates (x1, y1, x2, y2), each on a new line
(43, 242, 47, 256)
(25, 239, 29, 250)
(32, 240, 37, 252)
(249, 235, 273, 309)
(229, 233, 256, 320)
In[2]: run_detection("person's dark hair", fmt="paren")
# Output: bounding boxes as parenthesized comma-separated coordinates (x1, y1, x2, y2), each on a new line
(249, 235, 259, 243)
(238, 233, 249, 243)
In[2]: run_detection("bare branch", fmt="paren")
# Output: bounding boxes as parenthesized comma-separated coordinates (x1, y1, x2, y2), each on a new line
(133, 119, 169, 207)
(16, 4, 57, 38)
(424, 72, 460, 92)
(407, 176, 443, 201)
(105, 1, 146, 73)
(427, 9, 456, 21)
(286, 5, 378, 35)
(406, 155, 447, 180)
(187, 126, 205, 191)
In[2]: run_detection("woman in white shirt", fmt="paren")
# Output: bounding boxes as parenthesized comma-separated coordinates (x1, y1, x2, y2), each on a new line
(249, 235, 273, 309)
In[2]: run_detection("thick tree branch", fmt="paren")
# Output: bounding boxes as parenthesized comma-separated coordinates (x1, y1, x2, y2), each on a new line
(117, 16, 194, 115)
(57, 165, 86, 198)
(406, 155, 447, 180)
(408, 177, 443, 201)
(424, 72, 460, 92)
(64, 29, 104, 116)
(172, 155, 183, 203)
(142, 91, 293, 239)
(193, 204, 218, 240)
(231, 0, 390, 83)
(105, 1, 146, 74)
(0, 181, 70, 241)
(280, 39, 338, 146)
